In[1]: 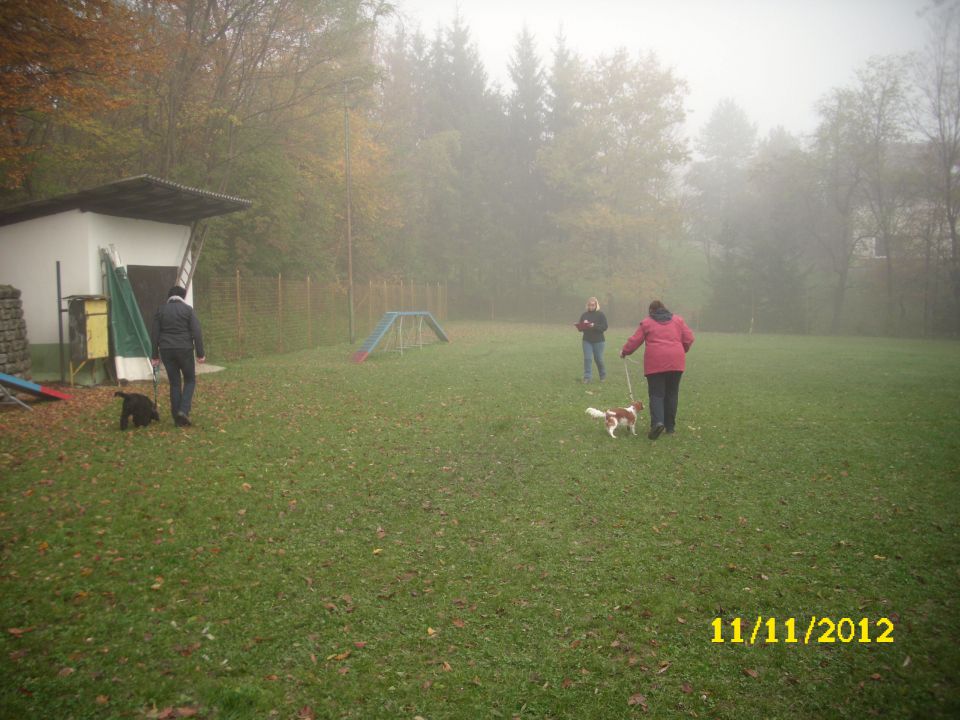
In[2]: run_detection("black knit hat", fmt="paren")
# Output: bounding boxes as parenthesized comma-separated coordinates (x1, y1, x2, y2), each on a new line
(168, 286, 187, 299)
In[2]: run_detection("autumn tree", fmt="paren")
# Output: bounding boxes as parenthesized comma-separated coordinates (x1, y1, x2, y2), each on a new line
(0, 0, 155, 193)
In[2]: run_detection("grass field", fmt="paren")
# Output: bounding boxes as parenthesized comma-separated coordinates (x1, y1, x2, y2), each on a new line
(1, 322, 958, 719)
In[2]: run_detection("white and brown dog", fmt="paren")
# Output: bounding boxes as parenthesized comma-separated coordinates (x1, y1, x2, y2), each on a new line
(585, 400, 644, 438)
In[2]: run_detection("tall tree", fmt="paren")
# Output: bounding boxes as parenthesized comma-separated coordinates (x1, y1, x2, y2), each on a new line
(811, 86, 867, 333)
(538, 49, 687, 304)
(687, 99, 757, 274)
(914, 1, 960, 332)
(854, 55, 913, 334)
(505, 26, 547, 283)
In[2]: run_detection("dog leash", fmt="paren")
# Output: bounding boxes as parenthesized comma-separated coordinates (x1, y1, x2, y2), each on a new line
(623, 357, 635, 403)
(152, 362, 160, 408)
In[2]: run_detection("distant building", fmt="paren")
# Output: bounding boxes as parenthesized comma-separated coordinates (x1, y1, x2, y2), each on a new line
(0, 175, 250, 381)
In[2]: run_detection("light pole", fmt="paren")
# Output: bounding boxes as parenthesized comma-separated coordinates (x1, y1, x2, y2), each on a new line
(343, 80, 355, 344)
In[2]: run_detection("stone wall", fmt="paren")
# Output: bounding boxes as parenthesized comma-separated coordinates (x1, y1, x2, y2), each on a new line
(0, 285, 31, 379)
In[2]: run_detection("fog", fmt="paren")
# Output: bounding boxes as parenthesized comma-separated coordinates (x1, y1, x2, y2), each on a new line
(397, 0, 930, 137)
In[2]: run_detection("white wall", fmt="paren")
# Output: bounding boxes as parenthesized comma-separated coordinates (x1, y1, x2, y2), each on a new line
(88, 214, 193, 303)
(0, 211, 192, 345)
(0, 211, 91, 345)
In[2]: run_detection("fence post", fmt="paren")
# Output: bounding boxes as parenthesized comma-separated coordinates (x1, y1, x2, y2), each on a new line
(306, 275, 312, 348)
(278, 272, 284, 353)
(235, 268, 243, 358)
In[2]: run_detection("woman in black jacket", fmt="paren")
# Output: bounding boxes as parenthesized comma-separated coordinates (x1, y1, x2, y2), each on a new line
(577, 296, 608, 384)
(150, 286, 206, 426)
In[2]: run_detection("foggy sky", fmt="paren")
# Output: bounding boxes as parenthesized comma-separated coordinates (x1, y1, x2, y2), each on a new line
(395, 0, 931, 139)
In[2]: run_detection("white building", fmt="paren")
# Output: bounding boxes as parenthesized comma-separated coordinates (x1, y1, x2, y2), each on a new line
(0, 175, 250, 381)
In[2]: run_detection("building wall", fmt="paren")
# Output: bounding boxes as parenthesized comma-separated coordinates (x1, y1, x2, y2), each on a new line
(0, 211, 90, 351)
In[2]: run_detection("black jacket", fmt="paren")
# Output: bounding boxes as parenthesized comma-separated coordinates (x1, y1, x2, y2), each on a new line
(578, 310, 608, 343)
(151, 298, 205, 359)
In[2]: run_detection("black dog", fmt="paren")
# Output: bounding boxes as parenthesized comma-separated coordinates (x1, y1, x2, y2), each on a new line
(115, 391, 160, 430)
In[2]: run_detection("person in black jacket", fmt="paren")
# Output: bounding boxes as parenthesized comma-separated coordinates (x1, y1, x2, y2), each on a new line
(577, 296, 608, 384)
(150, 286, 206, 427)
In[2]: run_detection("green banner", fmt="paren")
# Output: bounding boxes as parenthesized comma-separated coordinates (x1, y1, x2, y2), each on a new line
(102, 250, 152, 358)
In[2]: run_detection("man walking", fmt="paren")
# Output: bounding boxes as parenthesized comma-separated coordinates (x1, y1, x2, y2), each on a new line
(150, 286, 205, 427)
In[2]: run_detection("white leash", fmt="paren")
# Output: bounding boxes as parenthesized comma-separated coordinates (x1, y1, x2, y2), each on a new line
(623, 356, 635, 402)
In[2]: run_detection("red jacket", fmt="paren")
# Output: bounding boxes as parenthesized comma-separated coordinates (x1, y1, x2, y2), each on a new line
(621, 314, 694, 375)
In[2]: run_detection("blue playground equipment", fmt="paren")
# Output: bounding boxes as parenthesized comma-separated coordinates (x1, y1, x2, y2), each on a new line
(352, 311, 449, 363)
(0, 371, 73, 410)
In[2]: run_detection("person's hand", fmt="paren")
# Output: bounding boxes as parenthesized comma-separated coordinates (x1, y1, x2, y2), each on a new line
(151, 358, 160, 368)
(197, 356, 206, 365)
(619, 350, 626, 359)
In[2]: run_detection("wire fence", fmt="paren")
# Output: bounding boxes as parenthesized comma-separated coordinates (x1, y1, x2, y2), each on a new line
(193, 272, 448, 361)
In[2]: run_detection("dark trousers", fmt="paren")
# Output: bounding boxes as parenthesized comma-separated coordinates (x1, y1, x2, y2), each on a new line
(646, 371, 683, 430)
(160, 348, 196, 419)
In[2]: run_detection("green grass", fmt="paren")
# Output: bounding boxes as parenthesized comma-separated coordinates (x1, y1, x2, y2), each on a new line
(1, 322, 958, 719)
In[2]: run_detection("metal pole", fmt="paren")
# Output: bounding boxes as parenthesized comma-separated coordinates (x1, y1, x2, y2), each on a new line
(56, 261, 65, 384)
(344, 81, 355, 344)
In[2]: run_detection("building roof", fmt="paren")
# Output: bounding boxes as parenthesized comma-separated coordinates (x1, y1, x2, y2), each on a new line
(0, 175, 252, 228)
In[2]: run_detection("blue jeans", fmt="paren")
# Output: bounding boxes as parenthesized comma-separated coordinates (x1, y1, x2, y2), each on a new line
(582, 340, 606, 381)
(160, 348, 197, 419)
(646, 371, 683, 430)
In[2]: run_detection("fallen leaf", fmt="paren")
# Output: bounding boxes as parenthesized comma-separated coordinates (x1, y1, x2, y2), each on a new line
(57, 666, 75, 677)
(297, 707, 316, 720)
(681, 682, 693, 694)
(427, 627, 437, 637)
(452, 618, 466, 628)
(95, 695, 109, 705)
(743, 668, 759, 679)
(372, 548, 383, 556)
(7, 627, 35, 638)
(628, 692, 648, 709)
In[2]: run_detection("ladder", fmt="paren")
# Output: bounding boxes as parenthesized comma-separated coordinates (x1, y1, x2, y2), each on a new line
(176, 223, 207, 292)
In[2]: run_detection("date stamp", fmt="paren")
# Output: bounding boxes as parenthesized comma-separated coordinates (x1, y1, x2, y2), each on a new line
(711, 616, 894, 644)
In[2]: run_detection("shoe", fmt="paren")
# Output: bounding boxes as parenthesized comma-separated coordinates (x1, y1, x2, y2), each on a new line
(648, 423, 665, 440)
(582, 378, 590, 384)
(175, 412, 192, 427)
(665, 428, 675, 435)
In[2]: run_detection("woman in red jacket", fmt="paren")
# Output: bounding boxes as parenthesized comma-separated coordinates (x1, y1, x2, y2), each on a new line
(620, 300, 694, 440)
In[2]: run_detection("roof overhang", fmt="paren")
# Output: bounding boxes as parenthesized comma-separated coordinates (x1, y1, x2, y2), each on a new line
(0, 175, 252, 228)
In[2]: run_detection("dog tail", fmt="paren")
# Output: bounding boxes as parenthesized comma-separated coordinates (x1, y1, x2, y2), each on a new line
(585, 407, 607, 419)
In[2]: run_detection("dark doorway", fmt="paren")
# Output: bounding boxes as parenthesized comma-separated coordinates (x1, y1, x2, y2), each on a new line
(127, 265, 178, 328)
